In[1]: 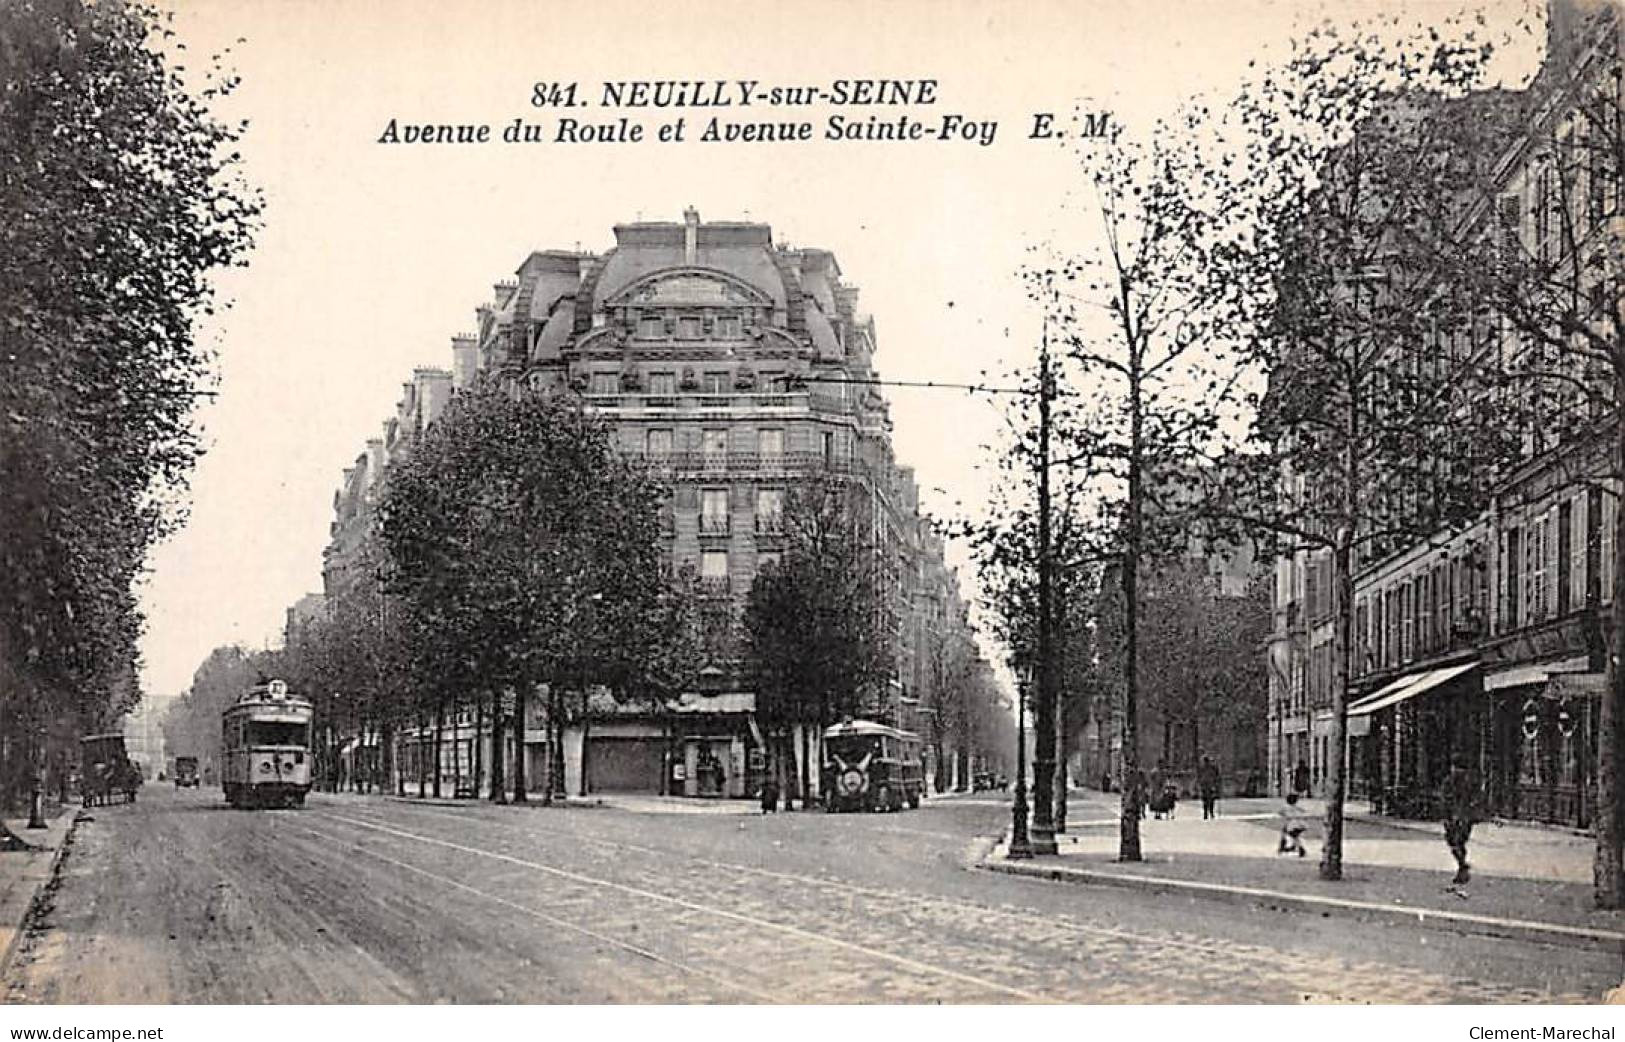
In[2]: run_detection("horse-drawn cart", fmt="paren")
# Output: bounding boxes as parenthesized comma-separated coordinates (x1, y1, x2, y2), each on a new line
(80, 733, 141, 807)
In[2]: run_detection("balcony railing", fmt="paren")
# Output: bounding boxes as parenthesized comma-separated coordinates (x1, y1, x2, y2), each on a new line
(699, 576, 732, 597)
(700, 514, 731, 536)
(636, 449, 872, 480)
(754, 513, 784, 535)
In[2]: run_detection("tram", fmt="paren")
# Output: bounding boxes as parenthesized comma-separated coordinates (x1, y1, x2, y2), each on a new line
(221, 679, 312, 808)
(821, 719, 925, 812)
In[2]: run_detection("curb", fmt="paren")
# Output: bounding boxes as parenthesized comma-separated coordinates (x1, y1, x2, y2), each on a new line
(978, 843, 1625, 954)
(383, 795, 602, 810)
(0, 811, 82, 982)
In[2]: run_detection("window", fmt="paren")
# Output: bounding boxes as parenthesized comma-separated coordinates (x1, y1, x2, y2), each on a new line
(590, 372, 619, 395)
(1559, 501, 1574, 616)
(679, 316, 702, 339)
(247, 722, 307, 746)
(757, 550, 782, 571)
(822, 431, 835, 460)
(702, 429, 728, 459)
(1400, 583, 1413, 662)
(639, 313, 665, 338)
(1505, 527, 1522, 628)
(701, 489, 729, 534)
(1536, 169, 1554, 263)
(649, 372, 676, 395)
(758, 429, 783, 457)
(701, 550, 728, 578)
(1604, 494, 1617, 605)
(717, 314, 742, 338)
(703, 371, 729, 394)
(756, 488, 783, 532)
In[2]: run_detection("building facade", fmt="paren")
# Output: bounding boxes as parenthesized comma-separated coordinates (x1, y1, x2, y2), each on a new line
(323, 211, 985, 798)
(1267, 0, 1623, 830)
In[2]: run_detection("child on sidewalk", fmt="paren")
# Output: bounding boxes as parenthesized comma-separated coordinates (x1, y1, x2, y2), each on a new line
(1278, 792, 1309, 857)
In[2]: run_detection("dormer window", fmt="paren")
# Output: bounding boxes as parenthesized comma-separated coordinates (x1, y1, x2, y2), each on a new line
(639, 313, 664, 338)
(678, 315, 702, 338)
(717, 314, 742, 338)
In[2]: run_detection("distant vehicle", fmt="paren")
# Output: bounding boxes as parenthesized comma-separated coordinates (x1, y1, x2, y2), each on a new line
(221, 679, 312, 809)
(822, 720, 925, 812)
(173, 756, 200, 788)
(80, 733, 141, 807)
(972, 770, 1009, 792)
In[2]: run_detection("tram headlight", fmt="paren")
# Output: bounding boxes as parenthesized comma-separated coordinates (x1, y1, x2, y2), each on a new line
(260, 762, 272, 773)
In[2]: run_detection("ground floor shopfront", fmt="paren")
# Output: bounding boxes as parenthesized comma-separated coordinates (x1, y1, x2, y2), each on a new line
(390, 699, 839, 802)
(1348, 647, 1603, 831)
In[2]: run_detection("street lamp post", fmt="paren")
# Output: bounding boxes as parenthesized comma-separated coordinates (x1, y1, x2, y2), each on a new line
(1008, 666, 1033, 860)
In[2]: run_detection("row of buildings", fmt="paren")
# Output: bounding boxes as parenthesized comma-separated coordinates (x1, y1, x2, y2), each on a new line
(1270, 0, 1623, 829)
(303, 210, 998, 800)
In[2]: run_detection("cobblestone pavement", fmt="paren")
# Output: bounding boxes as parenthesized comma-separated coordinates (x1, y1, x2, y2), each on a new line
(5, 788, 1616, 1003)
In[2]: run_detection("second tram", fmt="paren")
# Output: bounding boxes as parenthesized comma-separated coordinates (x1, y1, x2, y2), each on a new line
(821, 720, 925, 812)
(222, 680, 312, 808)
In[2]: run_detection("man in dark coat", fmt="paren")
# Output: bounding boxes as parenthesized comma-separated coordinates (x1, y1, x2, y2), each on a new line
(1293, 759, 1312, 797)
(1440, 758, 1484, 885)
(1197, 755, 1221, 820)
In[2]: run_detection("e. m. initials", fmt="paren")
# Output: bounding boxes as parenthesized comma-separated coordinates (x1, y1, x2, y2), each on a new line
(1029, 112, 1111, 140)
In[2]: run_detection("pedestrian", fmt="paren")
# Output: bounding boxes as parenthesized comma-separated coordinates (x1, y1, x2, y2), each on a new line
(1293, 758, 1311, 797)
(759, 775, 779, 814)
(1132, 767, 1149, 820)
(1101, 770, 1112, 794)
(1197, 754, 1221, 820)
(1277, 792, 1308, 857)
(1439, 757, 1485, 886)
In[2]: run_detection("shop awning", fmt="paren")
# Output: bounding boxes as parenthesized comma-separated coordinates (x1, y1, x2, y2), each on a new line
(1347, 661, 1479, 717)
(1482, 655, 1591, 692)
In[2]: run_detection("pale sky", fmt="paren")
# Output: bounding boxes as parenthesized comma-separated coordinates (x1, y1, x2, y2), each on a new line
(136, 0, 1542, 701)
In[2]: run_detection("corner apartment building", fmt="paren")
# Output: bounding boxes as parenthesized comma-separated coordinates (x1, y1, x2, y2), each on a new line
(1267, 0, 1623, 829)
(322, 211, 983, 798)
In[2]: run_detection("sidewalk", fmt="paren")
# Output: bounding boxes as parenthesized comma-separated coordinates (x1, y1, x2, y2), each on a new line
(0, 808, 78, 978)
(980, 792, 1625, 952)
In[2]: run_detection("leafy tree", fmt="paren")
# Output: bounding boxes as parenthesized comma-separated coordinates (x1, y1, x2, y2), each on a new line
(743, 478, 896, 807)
(160, 645, 258, 780)
(1205, 19, 1525, 880)
(1007, 110, 1241, 860)
(0, 0, 258, 818)
(1427, 2, 1625, 905)
(379, 383, 696, 803)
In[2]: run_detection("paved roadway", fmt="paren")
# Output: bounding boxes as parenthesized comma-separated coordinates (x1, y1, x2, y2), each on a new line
(3, 787, 1616, 1003)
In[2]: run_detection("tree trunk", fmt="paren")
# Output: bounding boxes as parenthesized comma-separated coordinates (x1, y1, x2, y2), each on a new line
(1119, 362, 1144, 862)
(472, 697, 483, 799)
(1053, 697, 1068, 833)
(452, 703, 464, 797)
(512, 680, 529, 803)
(422, 715, 435, 796)
(1321, 539, 1353, 882)
(432, 705, 444, 799)
(557, 685, 570, 797)
(579, 711, 591, 798)
(798, 723, 811, 811)
(25, 722, 44, 830)
(1598, 389, 1625, 908)
(382, 717, 397, 797)
(488, 690, 507, 804)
